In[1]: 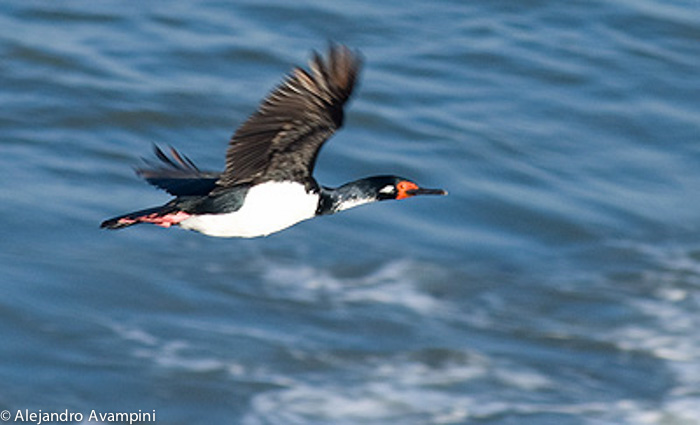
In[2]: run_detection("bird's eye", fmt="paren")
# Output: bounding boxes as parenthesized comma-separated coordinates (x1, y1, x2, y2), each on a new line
(379, 185, 395, 194)
(396, 181, 412, 192)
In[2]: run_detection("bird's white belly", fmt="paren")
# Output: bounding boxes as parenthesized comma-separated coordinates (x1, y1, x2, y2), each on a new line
(179, 182, 319, 238)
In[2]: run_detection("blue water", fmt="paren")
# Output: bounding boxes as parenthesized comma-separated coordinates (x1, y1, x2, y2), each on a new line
(1, 1, 699, 424)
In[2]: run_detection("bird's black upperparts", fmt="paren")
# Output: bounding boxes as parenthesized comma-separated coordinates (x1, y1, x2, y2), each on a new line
(101, 44, 446, 238)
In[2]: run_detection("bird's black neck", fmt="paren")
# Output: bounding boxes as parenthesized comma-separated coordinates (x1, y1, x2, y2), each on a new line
(316, 176, 394, 215)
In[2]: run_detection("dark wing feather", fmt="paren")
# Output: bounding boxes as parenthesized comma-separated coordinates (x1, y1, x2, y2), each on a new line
(215, 44, 362, 188)
(137, 145, 221, 196)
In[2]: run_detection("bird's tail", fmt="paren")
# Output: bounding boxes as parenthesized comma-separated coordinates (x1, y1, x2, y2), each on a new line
(100, 205, 190, 230)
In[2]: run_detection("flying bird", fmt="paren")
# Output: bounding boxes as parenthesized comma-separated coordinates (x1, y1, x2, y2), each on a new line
(101, 45, 446, 238)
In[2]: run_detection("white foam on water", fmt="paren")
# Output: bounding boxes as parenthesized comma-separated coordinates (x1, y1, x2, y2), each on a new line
(108, 321, 159, 346)
(106, 319, 298, 389)
(259, 258, 447, 315)
(242, 377, 615, 425)
(110, 321, 232, 373)
(599, 241, 700, 424)
(620, 398, 700, 425)
(242, 243, 700, 425)
(101, 246, 700, 425)
(241, 350, 562, 425)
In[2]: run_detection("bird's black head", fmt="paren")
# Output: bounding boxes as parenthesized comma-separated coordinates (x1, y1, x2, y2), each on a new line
(360, 175, 447, 201)
(319, 175, 447, 215)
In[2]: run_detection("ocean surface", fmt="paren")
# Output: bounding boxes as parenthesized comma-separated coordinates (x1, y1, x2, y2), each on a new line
(1, 1, 699, 424)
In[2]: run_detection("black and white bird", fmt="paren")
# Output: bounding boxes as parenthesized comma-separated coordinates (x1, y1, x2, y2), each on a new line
(101, 45, 446, 238)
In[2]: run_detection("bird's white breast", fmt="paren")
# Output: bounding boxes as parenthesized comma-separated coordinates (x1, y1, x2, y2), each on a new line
(179, 181, 319, 238)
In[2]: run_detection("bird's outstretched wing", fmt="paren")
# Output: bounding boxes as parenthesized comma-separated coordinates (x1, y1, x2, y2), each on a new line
(137, 145, 221, 196)
(215, 44, 362, 189)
